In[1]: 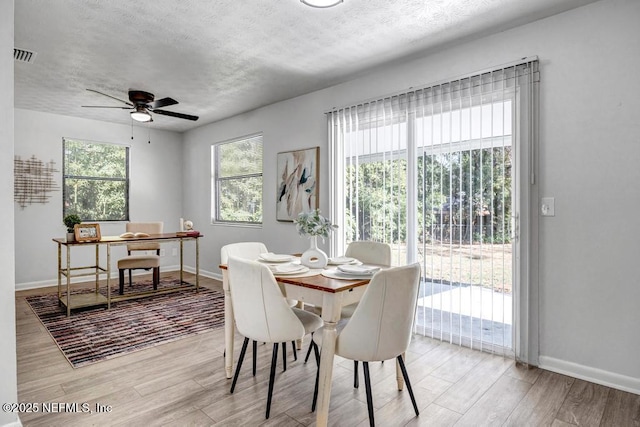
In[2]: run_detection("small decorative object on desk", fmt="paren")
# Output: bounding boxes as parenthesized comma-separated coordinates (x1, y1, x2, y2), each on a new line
(176, 220, 200, 237)
(74, 223, 101, 242)
(294, 209, 338, 269)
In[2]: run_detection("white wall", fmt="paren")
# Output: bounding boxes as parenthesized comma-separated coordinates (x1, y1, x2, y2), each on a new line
(14, 109, 185, 288)
(1, 1, 19, 426)
(183, 0, 640, 393)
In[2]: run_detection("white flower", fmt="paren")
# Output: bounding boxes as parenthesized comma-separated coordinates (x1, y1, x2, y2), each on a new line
(293, 209, 338, 240)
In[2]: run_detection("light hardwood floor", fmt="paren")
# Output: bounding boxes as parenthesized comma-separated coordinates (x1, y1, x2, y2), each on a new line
(15, 272, 640, 426)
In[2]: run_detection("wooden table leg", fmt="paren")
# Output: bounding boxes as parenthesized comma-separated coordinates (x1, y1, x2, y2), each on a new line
(180, 239, 184, 284)
(316, 321, 337, 427)
(94, 244, 99, 293)
(223, 270, 235, 379)
(66, 245, 71, 317)
(57, 242, 62, 303)
(106, 243, 111, 310)
(195, 237, 200, 292)
(315, 293, 342, 427)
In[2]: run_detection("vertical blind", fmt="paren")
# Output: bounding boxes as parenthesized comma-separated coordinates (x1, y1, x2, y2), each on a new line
(328, 59, 538, 358)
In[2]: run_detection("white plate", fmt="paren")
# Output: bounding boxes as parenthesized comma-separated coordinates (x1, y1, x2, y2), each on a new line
(272, 264, 309, 275)
(322, 269, 373, 280)
(259, 253, 294, 263)
(327, 256, 356, 265)
(337, 264, 380, 275)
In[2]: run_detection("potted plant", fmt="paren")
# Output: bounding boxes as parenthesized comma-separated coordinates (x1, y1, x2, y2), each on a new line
(63, 214, 81, 241)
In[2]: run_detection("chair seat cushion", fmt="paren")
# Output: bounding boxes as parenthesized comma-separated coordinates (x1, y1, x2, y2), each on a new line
(291, 308, 323, 335)
(118, 255, 160, 269)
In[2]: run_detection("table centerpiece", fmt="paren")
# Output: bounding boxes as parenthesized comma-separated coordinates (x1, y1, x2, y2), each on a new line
(294, 209, 338, 269)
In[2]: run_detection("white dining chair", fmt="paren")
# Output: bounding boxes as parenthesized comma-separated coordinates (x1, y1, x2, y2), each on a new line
(221, 241, 297, 305)
(311, 263, 422, 426)
(227, 256, 322, 419)
(221, 242, 304, 372)
(304, 240, 392, 364)
(117, 221, 163, 295)
(340, 241, 392, 316)
(344, 240, 392, 266)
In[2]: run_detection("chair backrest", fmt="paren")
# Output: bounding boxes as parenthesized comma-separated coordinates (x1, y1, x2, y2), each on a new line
(227, 256, 305, 343)
(345, 241, 392, 266)
(335, 263, 421, 362)
(221, 242, 268, 264)
(126, 221, 163, 252)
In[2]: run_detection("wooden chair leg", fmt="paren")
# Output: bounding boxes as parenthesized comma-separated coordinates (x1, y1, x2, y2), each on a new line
(153, 267, 159, 290)
(266, 343, 279, 419)
(397, 354, 419, 416)
(118, 269, 125, 295)
(230, 337, 249, 394)
(291, 341, 297, 361)
(363, 362, 375, 427)
(128, 269, 132, 287)
(354, 360, 359, 388)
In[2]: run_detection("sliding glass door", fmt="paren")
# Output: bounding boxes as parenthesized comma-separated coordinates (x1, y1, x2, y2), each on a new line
(329, 60, 538, 358)
(415, 97, 513, 354)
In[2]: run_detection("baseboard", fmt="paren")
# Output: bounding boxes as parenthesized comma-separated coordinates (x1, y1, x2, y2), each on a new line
(538, 355, 640, 395)
(15, 266, 222, 292)
(181, 266, 222, 281)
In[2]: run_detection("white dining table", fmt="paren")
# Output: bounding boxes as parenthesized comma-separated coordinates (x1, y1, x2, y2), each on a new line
(220, 261, 402, 426)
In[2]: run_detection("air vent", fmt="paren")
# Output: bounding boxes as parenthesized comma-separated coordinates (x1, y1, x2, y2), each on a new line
(14, 48, 37, 63)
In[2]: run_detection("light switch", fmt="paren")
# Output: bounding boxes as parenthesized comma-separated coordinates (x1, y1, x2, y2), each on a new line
(541, 197, 555, 216)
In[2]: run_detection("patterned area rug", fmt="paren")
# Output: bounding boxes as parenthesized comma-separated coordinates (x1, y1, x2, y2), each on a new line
(26, 279, 225, 368)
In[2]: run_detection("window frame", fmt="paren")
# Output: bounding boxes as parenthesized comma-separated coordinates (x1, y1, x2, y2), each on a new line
(211, 133, 263, 226)
(62, 137, 130, 222)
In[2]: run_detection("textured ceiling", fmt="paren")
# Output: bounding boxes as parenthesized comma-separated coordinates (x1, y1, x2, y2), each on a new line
(14, 0, 598, 133)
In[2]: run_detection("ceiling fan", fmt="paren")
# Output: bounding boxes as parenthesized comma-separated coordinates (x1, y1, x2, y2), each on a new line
(82, 89, 199, 122)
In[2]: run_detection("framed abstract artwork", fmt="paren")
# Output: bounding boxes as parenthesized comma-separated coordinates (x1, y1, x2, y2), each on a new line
(276, 147, 319, 221)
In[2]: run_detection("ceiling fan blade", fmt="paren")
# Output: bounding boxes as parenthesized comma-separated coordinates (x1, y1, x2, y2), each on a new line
(86, 89, 133, 106)
(153, 109, 199, 121)
(82, 105, 132, 109)
(151, 97, 178, 109)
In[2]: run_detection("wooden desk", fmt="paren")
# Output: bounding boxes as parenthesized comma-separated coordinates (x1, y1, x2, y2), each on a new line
(220, 264, 370, 427)
(53, 233, 201, 316)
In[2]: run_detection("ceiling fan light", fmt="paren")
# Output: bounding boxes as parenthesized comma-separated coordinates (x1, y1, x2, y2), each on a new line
(130, 109, 152, 122)
(301, 0, 343, 8)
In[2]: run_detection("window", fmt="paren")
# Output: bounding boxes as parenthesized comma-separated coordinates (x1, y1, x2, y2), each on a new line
(212, 134, 263, 224)
(63, 138, 129, 221)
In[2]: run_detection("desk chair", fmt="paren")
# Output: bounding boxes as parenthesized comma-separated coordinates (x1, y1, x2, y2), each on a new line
(312, 263, 421, 426)
(227, 256, 322, 419)
(117, 222, 163, 295)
